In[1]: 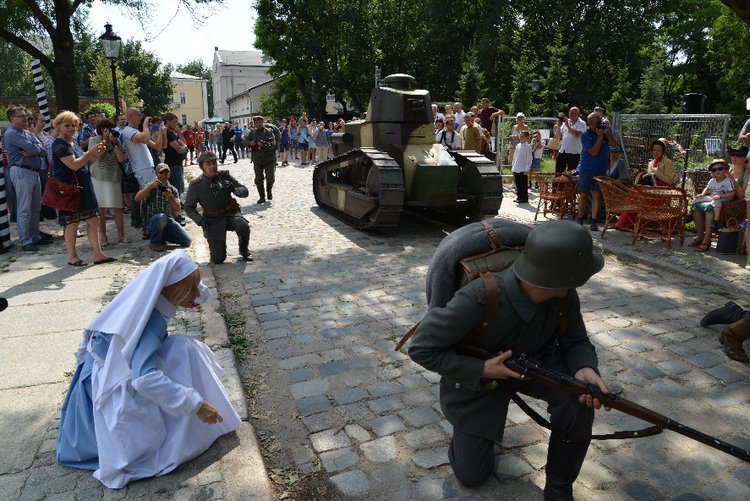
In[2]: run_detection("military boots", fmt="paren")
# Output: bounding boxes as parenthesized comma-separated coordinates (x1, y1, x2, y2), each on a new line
(719, 316, 750, 362)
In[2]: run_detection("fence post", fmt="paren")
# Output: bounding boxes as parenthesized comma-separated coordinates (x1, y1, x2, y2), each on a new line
(721, 115, 730, 155)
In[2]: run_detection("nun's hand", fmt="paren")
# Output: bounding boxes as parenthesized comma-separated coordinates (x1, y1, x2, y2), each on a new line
(197, 401, 224, 424)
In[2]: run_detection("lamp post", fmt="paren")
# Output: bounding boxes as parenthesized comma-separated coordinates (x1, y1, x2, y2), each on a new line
(530, 77, 540, 93)
(99, 23, 122, 115)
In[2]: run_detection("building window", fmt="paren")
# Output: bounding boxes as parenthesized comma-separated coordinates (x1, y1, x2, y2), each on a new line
(181, 114, 187, 125)
(180, 91, 187, 105)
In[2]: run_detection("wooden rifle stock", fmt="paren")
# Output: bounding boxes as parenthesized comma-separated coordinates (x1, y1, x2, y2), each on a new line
(455, 345, 750, 463)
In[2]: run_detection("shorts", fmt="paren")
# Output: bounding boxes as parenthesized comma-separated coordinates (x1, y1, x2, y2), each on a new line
(530, 158, 541, 172)
(694, 201, 715, 213)
(298, 141, 309, 151)
(279, 142, 289, 152)
(576, 170, 603, 192)
(187, 145, 195, 153)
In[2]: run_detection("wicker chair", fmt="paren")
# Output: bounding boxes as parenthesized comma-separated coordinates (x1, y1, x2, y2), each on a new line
(595, 177, 638, 237)
(631, 186, 690, 249)
(687, 168, 745, 230)
(533, 173, 577, 221)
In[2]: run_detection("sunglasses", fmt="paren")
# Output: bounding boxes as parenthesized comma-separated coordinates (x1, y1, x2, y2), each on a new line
(709, 167, 725, 172)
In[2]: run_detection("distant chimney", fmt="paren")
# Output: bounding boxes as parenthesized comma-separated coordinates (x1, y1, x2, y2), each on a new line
(214, 46, 219, 51)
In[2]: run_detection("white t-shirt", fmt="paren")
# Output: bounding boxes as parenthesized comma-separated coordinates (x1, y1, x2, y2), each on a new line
(559, 118, 587, 154)
(531, 138, 543, 159)
(512, 142, 532, 173)
(122, 125, 156, 188)
(437, 129, 463, 150)
(707, 176, 735, 207)
(454, 110, 466, 129)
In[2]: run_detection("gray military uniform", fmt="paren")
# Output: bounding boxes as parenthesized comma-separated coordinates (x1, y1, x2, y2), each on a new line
(247, 126, 277, 201)
(184, 171, 250, 264)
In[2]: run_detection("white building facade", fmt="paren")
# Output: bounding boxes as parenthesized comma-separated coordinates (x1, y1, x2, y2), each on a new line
(211, 48, 273, 121)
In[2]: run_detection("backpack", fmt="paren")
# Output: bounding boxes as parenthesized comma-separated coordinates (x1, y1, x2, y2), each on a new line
(395, 219, 529, 351)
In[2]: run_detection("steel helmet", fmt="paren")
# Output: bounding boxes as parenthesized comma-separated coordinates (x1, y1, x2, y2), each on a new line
(512, 220, 604, 289)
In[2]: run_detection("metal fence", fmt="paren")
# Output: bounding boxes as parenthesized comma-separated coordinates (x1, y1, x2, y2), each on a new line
(494, 116, 559, 171)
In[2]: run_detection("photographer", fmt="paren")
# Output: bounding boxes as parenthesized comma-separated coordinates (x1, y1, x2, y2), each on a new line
(556, 107, 587, 173)
(134, 164, 190, 252)
(246, 115, 277, 203)
(576, 113, 618, 231)
(185, 152, 251, 263)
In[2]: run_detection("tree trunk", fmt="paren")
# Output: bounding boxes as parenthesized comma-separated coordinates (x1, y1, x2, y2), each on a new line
(49, 5, 79, 113)
(721, 1, 750, 26)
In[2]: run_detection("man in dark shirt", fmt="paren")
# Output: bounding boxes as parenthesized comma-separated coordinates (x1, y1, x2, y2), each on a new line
(134, 164, 190, 252)
(247, 116, 277, 204)
(220, 124, 238, 164)
(163, 113, 187, 196)
(476, 98, 505, 132)
(185, 152, 251, 263)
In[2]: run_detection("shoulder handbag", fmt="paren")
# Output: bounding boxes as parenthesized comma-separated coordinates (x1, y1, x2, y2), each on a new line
(547, 137, 561, 151)
(42, 161, 82, 213)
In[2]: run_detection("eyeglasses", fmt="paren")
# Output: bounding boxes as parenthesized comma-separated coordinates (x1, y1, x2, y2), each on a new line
(11, 114, 27, 119)
(709, 167, 725, 172)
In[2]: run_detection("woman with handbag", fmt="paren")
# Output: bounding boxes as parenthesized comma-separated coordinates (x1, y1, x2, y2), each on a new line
(50, 111, 114, 267)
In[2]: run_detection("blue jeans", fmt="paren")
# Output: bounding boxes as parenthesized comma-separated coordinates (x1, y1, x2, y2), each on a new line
(168, 165, 184, 197)
(146, 213, 191, 247)
(3, 165, 17, 222)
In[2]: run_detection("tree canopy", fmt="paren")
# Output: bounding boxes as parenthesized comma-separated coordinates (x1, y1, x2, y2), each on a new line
(254, 0, 749, 117)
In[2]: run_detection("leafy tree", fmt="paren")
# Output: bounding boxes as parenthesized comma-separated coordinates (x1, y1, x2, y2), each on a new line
(83, 101, 116, 118)
(455, 43, 485, 110)
(257, 74, 305, 119)
(0, 42, 54, 97)
(603, 64, 634, 114)
(117, 40, 173, 115)
(538, 33, 567, 116)
(89, 56, 140, 108)
(0, 0, 221, 112)
(720, 0, 750, 26)
(176, 59, 214, 116)
(510, 35, 533, 115)
(707, 5, 750, 113)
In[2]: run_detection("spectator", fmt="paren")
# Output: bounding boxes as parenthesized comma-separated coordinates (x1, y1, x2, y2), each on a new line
(461, 113, 482, 152)
(606, 145, 629, 183)
(182, 124, 196, 165)
(184, 152, 251, 263)
(738, 117, 750, 154)
(220, 123, 237, 164)
(313, 122, 329, 164)
(729, 145, 749, 183)
(307, 121, 317, 163)
(511, 130, 532, 204)
(56, 250, 241, 488)
(639, 139, 678, 186)
(4, 106, 51, 251)
(279, 119, 291, 166)
(134, 164, 190, 252)
(31, 112, 57, 223)
(89, 119, 127, 245)
(298, 118, 309, 165)
(77, 109, 100, 150)
(162, 113, 188, 197)
(691, 159, 742, 252)
(51, 111, 114, 266)
(122, 108, 159, 189)
(437, 117, 462, 149)
(529, 131, 543, 189)
(508, 112, 530, 166)
(233, 123, 245, 159)
(209, 125, 219, 154)
(434, 118, 445, 138)
(289, 117, 299, 160)
(247, 116, 277, 203)
(453, 102, 466, 130)
(576, 112, 617, 231)
(556, 107, 586, 173)
(477, 98, 505, 132)
(432, 104, 445, 128)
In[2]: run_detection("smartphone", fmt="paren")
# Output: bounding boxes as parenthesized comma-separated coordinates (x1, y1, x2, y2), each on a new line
(150, 124, 161, 131)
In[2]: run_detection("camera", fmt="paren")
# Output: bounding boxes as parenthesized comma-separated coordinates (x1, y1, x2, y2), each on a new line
(158, 184, 168, 192)
(151, 116, 162, 124)
(597, 121, 608, 130)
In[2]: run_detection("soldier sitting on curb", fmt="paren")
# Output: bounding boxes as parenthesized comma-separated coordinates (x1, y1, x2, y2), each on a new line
(184, 152, 252, 263)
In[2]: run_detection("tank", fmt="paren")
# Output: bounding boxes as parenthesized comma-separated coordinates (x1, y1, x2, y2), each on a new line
(312, 74, 502, 229)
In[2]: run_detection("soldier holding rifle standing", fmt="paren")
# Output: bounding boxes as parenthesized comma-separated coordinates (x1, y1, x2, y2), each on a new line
(408, 221, 609, 500)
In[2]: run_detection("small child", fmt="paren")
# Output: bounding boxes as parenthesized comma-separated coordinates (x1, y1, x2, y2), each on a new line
(512, 130, 532, 203)
(694, 160, 735, 221)
(529, 131, 543, 189)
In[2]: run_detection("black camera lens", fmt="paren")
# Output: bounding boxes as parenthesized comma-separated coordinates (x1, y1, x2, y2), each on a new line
(111, 130, 120, 139)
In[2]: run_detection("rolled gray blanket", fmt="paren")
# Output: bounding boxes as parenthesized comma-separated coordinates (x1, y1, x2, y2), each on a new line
(426, 218, 531, 309)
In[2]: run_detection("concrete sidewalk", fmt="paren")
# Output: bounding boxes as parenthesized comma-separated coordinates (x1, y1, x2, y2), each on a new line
(0, 203, 273, 500)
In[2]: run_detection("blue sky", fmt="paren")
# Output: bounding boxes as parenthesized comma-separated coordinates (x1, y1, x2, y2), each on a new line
(86, 0, 258, 68)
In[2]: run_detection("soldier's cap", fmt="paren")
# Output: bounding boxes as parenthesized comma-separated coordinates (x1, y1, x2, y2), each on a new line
(252, 115, 264, 121)
(155, 163, 170, 173)
(197, 151, 218, 165)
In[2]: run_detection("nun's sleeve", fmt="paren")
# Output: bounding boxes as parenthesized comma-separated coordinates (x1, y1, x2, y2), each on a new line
(130, 315, 203, 416)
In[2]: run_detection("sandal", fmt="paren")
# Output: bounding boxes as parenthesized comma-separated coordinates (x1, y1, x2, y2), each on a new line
(68, 259, 88, 267)
(688, 236, 703, 247)
(695, 242, 711, 252)
(93, 256, 117, 265)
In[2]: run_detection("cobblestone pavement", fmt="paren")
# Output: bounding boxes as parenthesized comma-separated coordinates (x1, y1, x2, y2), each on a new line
(218, 157, 749, 500)
(0, 187, 271, 501)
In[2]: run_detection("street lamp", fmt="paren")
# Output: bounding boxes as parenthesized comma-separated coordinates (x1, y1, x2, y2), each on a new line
(99, 23, 122, 115)
(530, 77, 540, 93)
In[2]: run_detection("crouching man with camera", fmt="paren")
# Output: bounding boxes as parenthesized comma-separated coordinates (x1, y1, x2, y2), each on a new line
(134, 163, 191, 252)
(185, 152, 252, 263)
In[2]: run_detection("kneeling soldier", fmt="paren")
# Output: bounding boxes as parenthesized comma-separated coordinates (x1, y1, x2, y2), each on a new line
(408, 220, 609, 500)
(185, 152, 252, 263)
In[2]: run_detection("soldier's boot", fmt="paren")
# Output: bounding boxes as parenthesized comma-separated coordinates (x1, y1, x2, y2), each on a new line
(544, 434, 589, 501)
(256, 183, 266, 204)
(719, 316, 750, 362)
(266, 182, 273, 201)
(238, 234, 252, 262)
(700, 301, 744, 327)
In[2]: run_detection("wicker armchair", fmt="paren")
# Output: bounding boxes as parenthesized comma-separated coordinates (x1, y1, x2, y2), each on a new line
(595, 176, 638, 237)
(631, 186, 690, 249)
(687, 168, 745, 230)
(533, 173, 577, 221)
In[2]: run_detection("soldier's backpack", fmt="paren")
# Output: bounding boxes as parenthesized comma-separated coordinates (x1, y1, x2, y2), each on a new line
(394, 219, 529, 351)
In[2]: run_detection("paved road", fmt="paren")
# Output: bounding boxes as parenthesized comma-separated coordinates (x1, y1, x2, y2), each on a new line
(219, 157, 749, 500)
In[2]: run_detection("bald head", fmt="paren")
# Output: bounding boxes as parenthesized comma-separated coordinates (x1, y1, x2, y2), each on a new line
(126, 107, 142, 127)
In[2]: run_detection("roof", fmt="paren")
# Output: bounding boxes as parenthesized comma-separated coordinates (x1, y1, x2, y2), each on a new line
(170, 70, 204, 81)
(214, 49, 272, 67)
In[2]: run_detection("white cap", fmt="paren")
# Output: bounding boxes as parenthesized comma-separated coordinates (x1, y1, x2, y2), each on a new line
(516, 112, 525, 118)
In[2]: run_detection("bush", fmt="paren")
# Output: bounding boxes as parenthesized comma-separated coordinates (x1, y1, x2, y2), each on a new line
(83, 102, 116, 118)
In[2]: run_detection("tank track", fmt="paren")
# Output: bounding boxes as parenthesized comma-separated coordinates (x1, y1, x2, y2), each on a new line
(451, 151, 503, 222)
(312, 148, 405, 229)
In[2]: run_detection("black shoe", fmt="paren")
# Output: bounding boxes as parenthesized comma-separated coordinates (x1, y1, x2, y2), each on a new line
(267, 192, 273, 201)
(21, 244, 40, 252)
(700, 301, 744, 327)
(257, 198, 266, 204)
(35, 238, 53, 245)
(241, 252, 253, 262)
